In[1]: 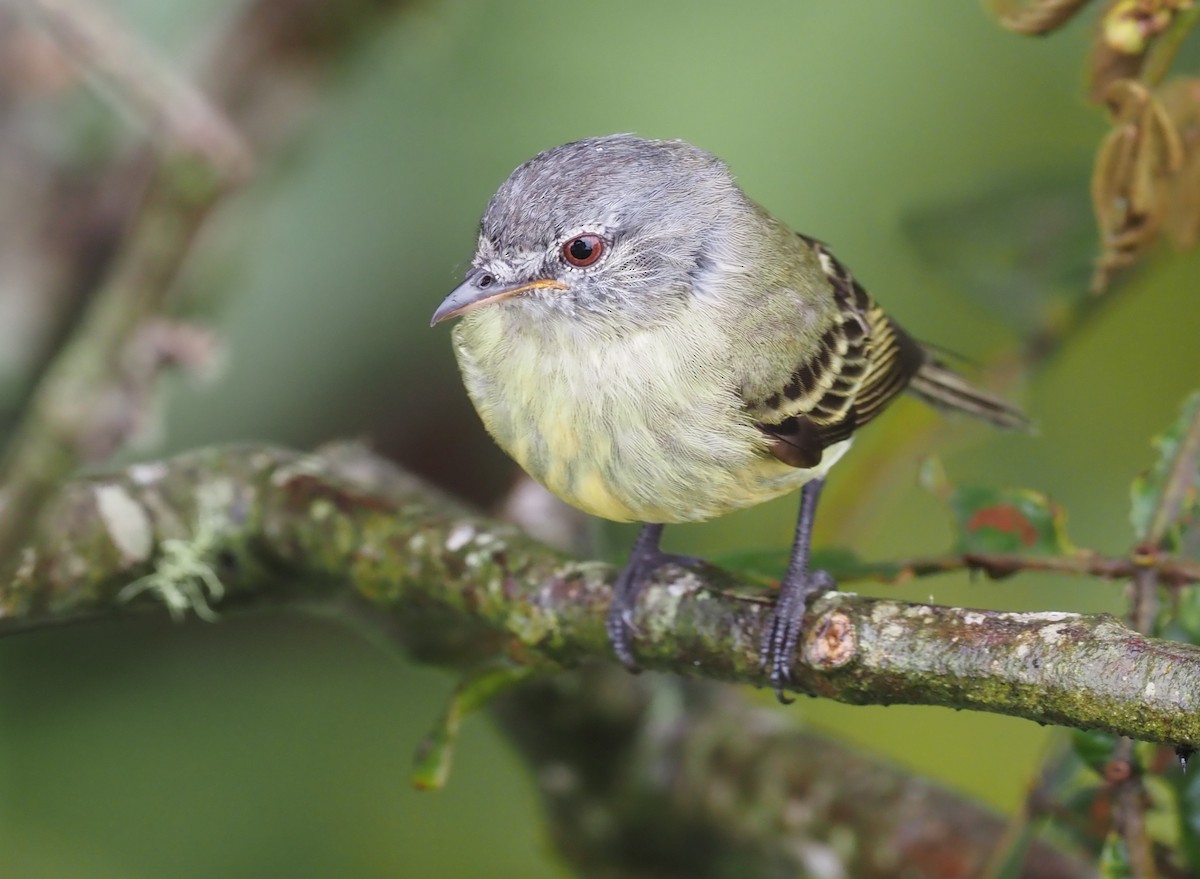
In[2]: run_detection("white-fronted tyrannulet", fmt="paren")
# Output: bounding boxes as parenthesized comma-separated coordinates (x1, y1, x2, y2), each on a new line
(432, 135, 1029, 698)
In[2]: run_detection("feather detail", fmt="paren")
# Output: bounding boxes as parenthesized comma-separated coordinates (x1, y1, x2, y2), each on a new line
(751, 237, 925, 468)
(750, 236, 1028, 470)
(908, 357, 1032, 431)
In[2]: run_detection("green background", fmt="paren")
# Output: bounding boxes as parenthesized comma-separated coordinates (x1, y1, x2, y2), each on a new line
(4, 2, 1199, 876)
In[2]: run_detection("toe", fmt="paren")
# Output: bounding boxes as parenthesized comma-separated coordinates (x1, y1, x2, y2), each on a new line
(606, 593, 641, 672)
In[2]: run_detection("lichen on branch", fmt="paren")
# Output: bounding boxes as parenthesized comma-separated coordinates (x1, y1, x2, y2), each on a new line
(2, 442, 1198, 750)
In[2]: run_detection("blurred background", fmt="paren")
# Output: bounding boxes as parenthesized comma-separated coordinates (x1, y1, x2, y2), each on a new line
(2, 1, 1199, 876)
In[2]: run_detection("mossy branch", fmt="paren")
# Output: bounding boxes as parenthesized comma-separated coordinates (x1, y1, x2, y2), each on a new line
(2, 442, 1198, 750)
(495, 669, 1092, 879)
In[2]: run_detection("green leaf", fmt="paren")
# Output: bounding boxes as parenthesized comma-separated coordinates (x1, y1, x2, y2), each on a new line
(922, 460, 1075, 556)
(949, 485, 1074, 555)
(1131, 390, 1200, 551)
(1099, 831, 1134, 879)
(411, 661, 535, 791)
(1072, 729, 1121, 776)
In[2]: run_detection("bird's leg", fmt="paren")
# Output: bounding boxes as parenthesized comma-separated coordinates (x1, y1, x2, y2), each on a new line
(607, 523, 699, 671)
(760, 477, 835, 702)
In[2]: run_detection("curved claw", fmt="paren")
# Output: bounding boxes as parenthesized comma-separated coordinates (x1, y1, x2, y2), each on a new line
(607, 543, 699, 672)
(760, 569, 836, 702)
(606, 572, 643, 672)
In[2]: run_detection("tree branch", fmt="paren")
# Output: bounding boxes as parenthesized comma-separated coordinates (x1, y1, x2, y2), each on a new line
(494, 669, 1093, 879)
(2, 443, 1198, 750)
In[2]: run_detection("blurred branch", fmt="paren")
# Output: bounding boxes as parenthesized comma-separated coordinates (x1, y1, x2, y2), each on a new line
(1111, 737, 1157, 879)
(0, 0, 251, 575)
(1110, 376, 1200, 878)
(0, 0, 416, 575)
(0, 0, 408, 429)
(2, 443, 1199, 752)
(18, 0, 251, 175)
(494, 669, 1093, 879)
(1140, 390, 1200, 551)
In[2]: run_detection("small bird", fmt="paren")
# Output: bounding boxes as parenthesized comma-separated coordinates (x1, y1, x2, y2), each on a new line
(432, 135, 1028, 698)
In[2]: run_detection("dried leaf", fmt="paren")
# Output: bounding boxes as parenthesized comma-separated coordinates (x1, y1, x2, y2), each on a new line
(1091, 9, 1154, 101)
(1090, 0, 1197, 100)
(1091, 79, 1185, 291)
(1157, 77, 1200, 248)
(1104, 0, 1183, 54)
(988, 0, 1093, 34)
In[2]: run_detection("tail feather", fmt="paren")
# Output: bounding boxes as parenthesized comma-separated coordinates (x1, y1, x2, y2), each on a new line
(908, 356, 1032, 432)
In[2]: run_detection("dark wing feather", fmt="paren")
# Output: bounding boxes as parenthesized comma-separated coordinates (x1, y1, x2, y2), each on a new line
(752, 236, 926, 469)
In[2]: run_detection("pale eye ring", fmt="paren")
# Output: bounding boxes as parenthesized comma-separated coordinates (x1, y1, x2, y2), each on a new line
(561, 234, 606, 268)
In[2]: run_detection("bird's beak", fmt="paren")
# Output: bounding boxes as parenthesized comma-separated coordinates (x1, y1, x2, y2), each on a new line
(430, 272, 568, 326)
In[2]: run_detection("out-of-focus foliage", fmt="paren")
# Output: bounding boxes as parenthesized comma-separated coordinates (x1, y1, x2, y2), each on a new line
(903, 174, 1095, 339)
(1130, 389, 1200, 550)
(2, 1, 1200, 877)
(922, 459, 1077, 556)
(991, 0, 1200, 290)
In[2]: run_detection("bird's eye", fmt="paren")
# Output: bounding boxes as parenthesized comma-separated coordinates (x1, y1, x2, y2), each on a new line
(562, 234, 605, 267)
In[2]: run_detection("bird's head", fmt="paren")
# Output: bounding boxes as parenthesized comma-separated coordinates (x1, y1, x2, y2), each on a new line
(431, 135, 755, 331)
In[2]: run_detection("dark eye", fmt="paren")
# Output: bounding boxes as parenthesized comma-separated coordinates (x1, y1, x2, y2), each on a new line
(562, 234, 605, 267)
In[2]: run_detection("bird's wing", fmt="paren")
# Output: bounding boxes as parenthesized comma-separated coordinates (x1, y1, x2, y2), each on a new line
(746, 236, 927, 469)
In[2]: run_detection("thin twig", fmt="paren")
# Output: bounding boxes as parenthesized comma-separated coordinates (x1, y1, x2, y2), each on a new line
(1112, 738, 1157, 879)
(836, 548, 1200, 587)
(495, 669, 1094, 879)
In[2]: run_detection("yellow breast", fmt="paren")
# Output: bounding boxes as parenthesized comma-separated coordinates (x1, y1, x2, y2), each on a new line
(452, 308, 836, 523)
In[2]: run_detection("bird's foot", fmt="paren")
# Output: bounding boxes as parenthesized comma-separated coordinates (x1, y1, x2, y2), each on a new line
(760, 568, 836, 703)
(606, 548, 700, 672)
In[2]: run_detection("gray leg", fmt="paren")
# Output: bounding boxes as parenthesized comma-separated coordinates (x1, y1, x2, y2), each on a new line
(760, 478, 835, 702)
(607, 523, 698, 671)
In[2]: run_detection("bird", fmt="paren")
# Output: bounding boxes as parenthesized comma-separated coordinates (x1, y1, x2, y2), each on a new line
(431, 134, 1029, 699)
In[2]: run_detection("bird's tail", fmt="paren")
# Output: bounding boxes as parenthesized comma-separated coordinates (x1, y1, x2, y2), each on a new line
(907, 354, 1032, 432)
